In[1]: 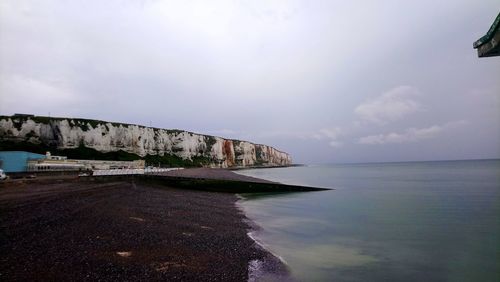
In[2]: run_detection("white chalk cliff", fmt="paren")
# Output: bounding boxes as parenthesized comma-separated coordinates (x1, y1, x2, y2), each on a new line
(0, 116, 292, 168)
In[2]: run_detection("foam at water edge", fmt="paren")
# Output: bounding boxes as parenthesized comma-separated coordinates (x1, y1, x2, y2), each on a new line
(235, 196, 290, 281)
(247, 231, 287, 265)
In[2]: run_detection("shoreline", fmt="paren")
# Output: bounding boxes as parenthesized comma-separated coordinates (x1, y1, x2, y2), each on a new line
(0, 173, 292, 281)
(235, 195, 291, 281)
(235, 195, 288, 266)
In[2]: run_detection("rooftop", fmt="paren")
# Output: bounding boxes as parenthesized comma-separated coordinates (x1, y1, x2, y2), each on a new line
(473, 12, 500, 57)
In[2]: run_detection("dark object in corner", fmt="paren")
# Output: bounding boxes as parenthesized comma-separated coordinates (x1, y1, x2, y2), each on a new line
(473, 12, 500, 57)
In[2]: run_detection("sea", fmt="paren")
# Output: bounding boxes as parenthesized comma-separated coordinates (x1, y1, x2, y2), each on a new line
(236, 159, 500, 282)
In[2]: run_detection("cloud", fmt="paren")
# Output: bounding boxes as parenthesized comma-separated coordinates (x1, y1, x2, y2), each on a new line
(318, 127, 344, 147)
(329, 140, 343, 148)
(358, 121, 467, 145)
(354, 86, 421, 124)
(319, 128, 342, 140)
(251, 127, 345, 148)
(0, 74, 80, 114)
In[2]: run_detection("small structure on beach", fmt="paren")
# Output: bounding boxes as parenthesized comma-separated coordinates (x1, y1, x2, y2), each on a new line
(473, 12, 500, 57)
(27, 153, 85, 172)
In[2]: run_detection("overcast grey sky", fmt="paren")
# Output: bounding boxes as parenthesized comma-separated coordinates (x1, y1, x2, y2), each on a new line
(1, 0, 499, 164)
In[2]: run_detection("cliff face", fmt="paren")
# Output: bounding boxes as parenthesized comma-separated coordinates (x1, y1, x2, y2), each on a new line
(0, 116, 292, 168)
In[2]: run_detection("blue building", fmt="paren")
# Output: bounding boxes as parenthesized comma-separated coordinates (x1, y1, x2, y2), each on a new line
(0, 151, 45, 173)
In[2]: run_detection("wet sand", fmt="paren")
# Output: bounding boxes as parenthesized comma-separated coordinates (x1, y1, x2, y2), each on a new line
(0, 178, 288, 281)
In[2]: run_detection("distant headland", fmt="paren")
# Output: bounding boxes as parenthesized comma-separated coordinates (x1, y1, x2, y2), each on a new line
(0, 114, 292, 168)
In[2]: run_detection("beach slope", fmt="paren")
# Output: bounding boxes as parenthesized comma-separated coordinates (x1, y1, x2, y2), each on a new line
(0, 179, 288, 281)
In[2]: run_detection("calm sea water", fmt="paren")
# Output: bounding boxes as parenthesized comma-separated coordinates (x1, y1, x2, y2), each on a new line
(237, 160, 500, 282)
